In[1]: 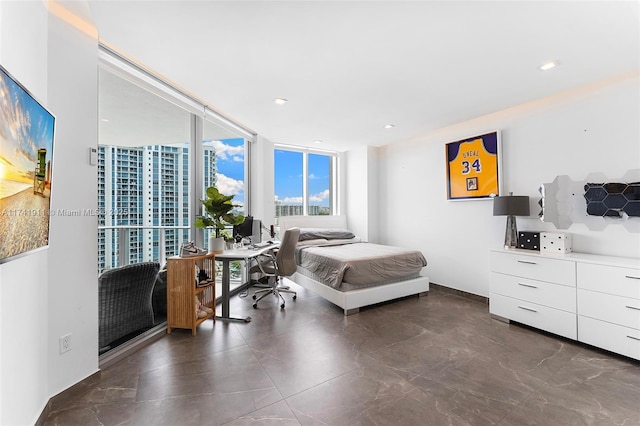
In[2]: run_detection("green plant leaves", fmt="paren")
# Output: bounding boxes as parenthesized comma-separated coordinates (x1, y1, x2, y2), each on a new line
(194, 186, 245, 238)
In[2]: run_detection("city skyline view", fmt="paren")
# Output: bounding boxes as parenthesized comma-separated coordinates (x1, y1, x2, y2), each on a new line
(204, 143, 334, 216)
(97, 140, 333, 269)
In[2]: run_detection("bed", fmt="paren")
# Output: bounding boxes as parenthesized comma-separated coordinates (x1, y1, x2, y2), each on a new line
(278, 215, 429, 315)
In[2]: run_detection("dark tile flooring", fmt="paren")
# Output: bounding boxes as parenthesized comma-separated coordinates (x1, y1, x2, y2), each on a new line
(44, 282, 640, 425)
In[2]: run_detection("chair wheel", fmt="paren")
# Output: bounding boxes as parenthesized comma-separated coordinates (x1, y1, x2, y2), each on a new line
(253, 303, 258, 309)
(280, 304, 285, 309)
(293, 295, 297, 300)
(252, 294, 257, 300)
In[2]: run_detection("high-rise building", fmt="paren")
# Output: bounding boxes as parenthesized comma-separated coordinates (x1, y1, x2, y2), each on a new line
(274, 201, 329, 218)
(275, 202, 303, 218)
(98, 144, 217, 271)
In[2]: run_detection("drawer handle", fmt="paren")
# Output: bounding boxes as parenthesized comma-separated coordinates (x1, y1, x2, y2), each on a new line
(625, 275, 640, 280)
(518, 283, 538, 289)
(627, 335, 640, 342)
(625, 305, 640, 311)
(518, 305, 538, 313)
(517, 260, 537, 265)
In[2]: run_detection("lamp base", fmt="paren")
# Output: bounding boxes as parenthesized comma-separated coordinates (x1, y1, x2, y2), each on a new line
(504, 215, 518, 249)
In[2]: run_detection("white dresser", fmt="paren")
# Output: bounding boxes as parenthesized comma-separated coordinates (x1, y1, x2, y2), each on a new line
(490, 249, 640, 360)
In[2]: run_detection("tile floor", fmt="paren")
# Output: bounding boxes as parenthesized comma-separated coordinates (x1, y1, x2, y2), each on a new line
(44, 281, 640, 425)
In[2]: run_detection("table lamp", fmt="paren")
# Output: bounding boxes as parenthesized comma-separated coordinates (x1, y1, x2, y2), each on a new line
(493, 193, 530, 249)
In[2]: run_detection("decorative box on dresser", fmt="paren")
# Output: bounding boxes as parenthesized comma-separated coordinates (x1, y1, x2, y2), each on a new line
(490, 249, 640, 361)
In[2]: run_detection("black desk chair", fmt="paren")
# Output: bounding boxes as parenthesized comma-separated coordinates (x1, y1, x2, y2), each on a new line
(250, 227, 300, 309)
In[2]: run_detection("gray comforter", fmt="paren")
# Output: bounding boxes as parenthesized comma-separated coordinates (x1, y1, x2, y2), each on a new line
(295, 240, 427, 289)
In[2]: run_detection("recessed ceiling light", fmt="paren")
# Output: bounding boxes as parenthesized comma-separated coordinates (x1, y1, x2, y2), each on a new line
(539, 61, 557, 71)
(273, 98, 288, 105)
(314, 140, 322, 144)
(384, 124, 395, 129)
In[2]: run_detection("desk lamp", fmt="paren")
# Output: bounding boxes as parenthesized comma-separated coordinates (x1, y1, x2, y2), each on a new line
(493, 193, 530, 249)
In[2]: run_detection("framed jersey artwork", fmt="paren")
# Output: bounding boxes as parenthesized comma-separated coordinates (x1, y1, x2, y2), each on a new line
(445, 131, 502, 200)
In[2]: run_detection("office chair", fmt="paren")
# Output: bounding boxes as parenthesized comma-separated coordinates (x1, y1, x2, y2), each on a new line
(250, 227, 300, 309)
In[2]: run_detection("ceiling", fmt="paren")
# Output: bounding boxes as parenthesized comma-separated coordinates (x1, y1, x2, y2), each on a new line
(83, 1, 639, 152)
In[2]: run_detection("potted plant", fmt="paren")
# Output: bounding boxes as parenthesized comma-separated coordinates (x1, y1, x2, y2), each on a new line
(220, 230, 235, 249)
(194, 186, 245, 252)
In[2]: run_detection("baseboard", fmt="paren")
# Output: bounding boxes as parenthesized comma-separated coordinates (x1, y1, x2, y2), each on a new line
(99, 322, 167, 369)
(35, 370, 101, 425)
(36, 324, 167, 425)
(429, 282, 488, 304)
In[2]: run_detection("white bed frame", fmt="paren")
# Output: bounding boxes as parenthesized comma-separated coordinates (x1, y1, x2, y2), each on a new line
(278, 215, 429, 315)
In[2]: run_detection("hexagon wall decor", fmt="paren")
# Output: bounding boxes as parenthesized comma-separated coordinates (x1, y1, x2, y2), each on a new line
(539, 169, 640, 232)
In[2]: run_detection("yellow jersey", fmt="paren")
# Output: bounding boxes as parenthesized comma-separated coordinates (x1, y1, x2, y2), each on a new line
(447, 136, 499, 199)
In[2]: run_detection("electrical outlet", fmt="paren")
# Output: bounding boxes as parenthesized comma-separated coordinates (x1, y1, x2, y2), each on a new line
(59, 333, 72, 354)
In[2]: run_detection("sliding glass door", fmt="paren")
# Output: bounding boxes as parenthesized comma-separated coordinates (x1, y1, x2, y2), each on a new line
(98, 69, 192, 272)
(97, 46, 254, 356)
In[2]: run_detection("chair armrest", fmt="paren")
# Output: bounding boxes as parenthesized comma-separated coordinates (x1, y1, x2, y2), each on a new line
(254, 252, 277, 275)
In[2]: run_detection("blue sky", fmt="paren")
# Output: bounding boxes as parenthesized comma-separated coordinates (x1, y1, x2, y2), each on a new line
(204, 137, 245, 206)
(203, 141, 331, 209)
(274, 149, 330, 206)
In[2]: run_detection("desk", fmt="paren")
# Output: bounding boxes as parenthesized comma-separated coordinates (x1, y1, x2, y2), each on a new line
(216, 243, 279, 322)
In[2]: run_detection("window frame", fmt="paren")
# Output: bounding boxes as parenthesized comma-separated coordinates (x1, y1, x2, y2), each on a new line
(98, 44, 257, 264)
(274, 144, 339, 217)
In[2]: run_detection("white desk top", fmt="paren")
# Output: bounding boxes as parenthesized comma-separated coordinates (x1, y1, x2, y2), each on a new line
(215, 242, 280, 260)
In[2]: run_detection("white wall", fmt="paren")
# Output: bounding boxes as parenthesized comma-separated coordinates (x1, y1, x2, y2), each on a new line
(251, 135, 276, 234)
(46, 1, 99, 398)
(0, 2, 99, 424)
(345, 147, 368, 239)
(345, 146, 380, 242)
(377, 73, 640, 297)
(0, 2, 52, 424)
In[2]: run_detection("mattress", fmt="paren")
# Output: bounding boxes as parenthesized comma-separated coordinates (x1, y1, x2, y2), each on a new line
(295, 240, 427, 290)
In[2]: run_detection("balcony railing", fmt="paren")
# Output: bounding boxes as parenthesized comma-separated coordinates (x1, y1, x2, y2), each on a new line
(98, 225, 247, 283)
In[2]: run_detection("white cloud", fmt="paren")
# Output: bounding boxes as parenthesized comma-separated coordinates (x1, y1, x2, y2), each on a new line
(206, 140, 244, 161)
(309, 189, 329, 202)
(283, 196, 303, 204)
(215, 173, 244, 196)
(275, 190, 329, 204)
(308, 173, 327, 180)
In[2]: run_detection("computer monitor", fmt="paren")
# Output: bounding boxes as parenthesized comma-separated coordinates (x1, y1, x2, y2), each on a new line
(232, 216, 262, 244)
(251, 219, 263, 244)
(233, 216, 253, 241)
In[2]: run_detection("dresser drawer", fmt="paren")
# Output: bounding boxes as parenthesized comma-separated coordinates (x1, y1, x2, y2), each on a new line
(490, 251, 575, 287)
(491, 272, 576, 313)
(577, 263, 640, 299)
(578, 315, 640, 361)
(490, 293, 577, 339)
(577, 289, 640, 330)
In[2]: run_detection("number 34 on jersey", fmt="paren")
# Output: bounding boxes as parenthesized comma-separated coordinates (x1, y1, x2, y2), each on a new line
(446, 132, 500, 199)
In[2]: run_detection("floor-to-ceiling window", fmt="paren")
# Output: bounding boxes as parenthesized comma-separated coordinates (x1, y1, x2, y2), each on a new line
(98, 69, 192, 272)
(274, 147, 336, 222)
(98, 46, 254, 357)
(202, 117, 247, 283)
(307, 152, 333, 216)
